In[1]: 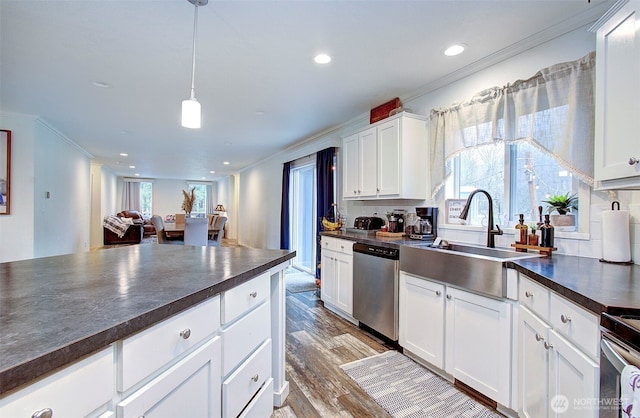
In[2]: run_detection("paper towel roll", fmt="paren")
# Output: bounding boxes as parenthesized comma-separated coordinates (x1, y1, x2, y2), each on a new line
(601, 209, 631, 263)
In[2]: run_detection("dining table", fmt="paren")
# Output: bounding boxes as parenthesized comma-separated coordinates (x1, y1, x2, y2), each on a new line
(163, 222, 219, 239)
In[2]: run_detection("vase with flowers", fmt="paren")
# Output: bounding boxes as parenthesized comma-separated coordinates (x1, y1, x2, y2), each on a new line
(181, 187, 196, 217)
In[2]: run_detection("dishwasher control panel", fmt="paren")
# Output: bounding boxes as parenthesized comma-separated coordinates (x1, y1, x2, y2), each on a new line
(353, 243, 399, 260)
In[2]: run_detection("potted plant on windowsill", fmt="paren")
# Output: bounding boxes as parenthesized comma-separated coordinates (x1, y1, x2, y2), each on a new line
(542, 192, 578, 231)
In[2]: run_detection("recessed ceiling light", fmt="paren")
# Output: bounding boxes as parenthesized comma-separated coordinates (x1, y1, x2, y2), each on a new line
(120, 153, 128, 157)
(443, 44, 466, 57)
(314, 53, 332, 64)
(134, 173, 140, 177)
(92, 81, 110, 88)
(209, 170, 215, 174)
(129, 165, 135, 169)
(201, 177, 206, 180)
(255, 111, 265, 116)
(223, 161, 230, 165)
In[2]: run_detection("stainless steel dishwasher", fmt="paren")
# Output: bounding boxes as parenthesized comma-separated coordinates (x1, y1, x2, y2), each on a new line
(352, 243, 399, 341)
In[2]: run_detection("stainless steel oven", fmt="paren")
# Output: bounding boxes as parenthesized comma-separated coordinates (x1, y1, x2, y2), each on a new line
(600, 313, 640, 418)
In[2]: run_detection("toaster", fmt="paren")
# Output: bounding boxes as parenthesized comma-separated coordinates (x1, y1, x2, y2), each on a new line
(353, 216, 385, 230)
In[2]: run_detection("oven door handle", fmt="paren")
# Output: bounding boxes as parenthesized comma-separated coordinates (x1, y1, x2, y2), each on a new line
(602, 338, 630, 374)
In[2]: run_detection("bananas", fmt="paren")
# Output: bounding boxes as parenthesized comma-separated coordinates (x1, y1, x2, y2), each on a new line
(322, 217, 341, 231)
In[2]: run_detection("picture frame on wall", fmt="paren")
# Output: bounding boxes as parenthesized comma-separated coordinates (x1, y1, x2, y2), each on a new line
(445, 198, 466, 224)
(0, 130, 11, 215)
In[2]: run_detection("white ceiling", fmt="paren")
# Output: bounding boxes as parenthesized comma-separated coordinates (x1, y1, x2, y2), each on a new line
(0, 0, 611, 180)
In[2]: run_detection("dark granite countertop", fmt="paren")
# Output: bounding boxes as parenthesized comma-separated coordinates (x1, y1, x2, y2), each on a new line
(0, 245, 295, 395)
(321, 231, 640, 316)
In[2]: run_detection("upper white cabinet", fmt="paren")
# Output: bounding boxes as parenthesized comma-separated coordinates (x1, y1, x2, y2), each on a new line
(343, 113, 428, 200)
(594, 0, 640, 188)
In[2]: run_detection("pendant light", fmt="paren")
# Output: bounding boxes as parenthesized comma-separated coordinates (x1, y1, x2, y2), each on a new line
(181, 0, 208, 129)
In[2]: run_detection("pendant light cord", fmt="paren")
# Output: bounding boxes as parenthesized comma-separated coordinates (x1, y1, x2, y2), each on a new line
(189, 3, 198, 100)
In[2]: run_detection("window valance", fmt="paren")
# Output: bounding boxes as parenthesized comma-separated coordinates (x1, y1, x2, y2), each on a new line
(430, 51, 596, 197)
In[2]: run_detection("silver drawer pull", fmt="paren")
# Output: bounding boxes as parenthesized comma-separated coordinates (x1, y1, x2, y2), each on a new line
(544, 341, 553, 350)
(32, 409, 53, 418)
(525, 290, 533, 298)
(435, 290, 442, 296)
(251, 374, 259, 382)
(560, 314, 572, 324)
(250, 291, 258, 298)
(629, 157, 639, 166)
(446, 294, 452, 300)
(535, 333, 544, 342)
(179, 328, 191, 339)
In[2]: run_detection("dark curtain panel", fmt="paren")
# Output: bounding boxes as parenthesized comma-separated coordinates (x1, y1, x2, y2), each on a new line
(279, 161, 291, 250)
(316, 147, 336, 278)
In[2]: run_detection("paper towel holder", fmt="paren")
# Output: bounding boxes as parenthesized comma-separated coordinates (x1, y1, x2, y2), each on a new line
(599, 200, 633, 265)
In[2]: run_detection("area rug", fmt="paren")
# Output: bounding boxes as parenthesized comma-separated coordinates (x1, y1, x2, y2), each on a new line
(340, 351, 503, 418)
(285, 268, 318, 293)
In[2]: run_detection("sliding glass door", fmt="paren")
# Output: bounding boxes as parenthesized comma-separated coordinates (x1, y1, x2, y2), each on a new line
(291, 162, 316, 274)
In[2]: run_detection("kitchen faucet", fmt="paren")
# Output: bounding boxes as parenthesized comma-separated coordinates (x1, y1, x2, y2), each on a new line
(459, 189, 503, 248)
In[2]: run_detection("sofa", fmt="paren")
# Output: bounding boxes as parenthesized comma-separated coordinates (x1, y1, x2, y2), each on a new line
(117, 210, 156, 237)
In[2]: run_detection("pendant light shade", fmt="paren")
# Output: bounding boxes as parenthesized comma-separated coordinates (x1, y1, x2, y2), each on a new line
(182, 98, 201, 129)
(181, 0, 207, 129)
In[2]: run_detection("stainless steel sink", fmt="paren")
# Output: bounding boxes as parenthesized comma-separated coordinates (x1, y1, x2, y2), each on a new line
(400, 242, 541, 298)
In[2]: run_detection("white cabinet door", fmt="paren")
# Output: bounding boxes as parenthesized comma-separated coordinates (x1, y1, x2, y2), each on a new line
(548, 330, 599, 418)
(117, 336, 222, 418)
(399, 273, 445, 368)
(359, 127, 378, 197)
(343, 133, 360, 198)
(320, 250, 336, 306)
(377, 118, 400, 197)
(519, 307, 551, 418)
(445, 287, 512, 407)
(595, 0, 640, 185)
(334, 251, 353, 315)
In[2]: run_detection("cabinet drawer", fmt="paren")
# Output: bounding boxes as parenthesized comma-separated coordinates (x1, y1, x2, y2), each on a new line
(550, 293, 599, 359)
(321, 236, 336, 251)
(0, 347, 114, 418)
(239, 377, 274, 418)
(519, 275, 550, 321)
(222, 339, 272, 418)
(334, 238, 353, 255)
(222, 272, 270, 324)
(119, 295, 221, 392)
(222, 301, 271, 375)
(117, 336, 221, 418)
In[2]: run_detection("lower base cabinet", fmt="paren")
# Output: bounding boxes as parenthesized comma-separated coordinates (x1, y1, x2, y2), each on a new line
(117, 336, 222, 418)
(519, 306, 599, 418)
(399, 272, 513, 408)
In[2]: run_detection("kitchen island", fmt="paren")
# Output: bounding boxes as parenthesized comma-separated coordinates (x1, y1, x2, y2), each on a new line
(0, 244, 295, 417)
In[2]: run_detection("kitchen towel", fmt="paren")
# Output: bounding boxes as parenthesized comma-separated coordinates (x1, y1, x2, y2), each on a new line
(601, 206, 631, 263)
(622, 365, 640, 418)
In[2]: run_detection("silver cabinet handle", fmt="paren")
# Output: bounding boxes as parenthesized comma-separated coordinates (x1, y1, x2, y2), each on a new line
(250, 291, 258, 298)
(560, 314, 572, 324)
(535, 333, 544, 342)
(446, 294, 452, 300)
(32, 409, 53, 418)
(180, 328, 191, 339)
(629, 157, 639, 166)
(525, 290, 533, 298)
(435, 290, 442, 296)
(353, 190, 357, 194)
(544, 341, 553, 350)
(251, 374, 259, 382)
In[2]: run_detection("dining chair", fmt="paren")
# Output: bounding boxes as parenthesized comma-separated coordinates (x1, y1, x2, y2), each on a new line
(184, 218, 208, 246)
(175, 213, 186, 227)
(209, 216, 227, 246)
(151, 215, 183, 245)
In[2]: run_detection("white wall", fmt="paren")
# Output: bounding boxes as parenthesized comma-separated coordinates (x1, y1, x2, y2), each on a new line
(0, 113, 92, 262)
(0, 113, 36, 262)
(236, 25, 640, 263)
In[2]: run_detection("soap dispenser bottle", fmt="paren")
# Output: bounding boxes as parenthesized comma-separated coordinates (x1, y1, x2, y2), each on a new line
(515, 214, 528, 244)
(540, 214, 555, 247)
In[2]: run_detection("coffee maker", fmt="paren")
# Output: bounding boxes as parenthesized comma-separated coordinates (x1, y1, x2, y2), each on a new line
(409, 207, 438, 241)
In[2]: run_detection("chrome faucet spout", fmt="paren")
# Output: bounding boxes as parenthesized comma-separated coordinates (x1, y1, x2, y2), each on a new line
(458, 189, 503, 248)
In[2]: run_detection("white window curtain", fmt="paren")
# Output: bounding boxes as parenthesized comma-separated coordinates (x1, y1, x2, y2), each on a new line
(430, 51, 595, 197)
(122, 180, 141, 212)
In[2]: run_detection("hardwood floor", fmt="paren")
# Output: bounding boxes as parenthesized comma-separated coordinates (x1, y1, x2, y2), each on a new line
(273, 289, 396, 418)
